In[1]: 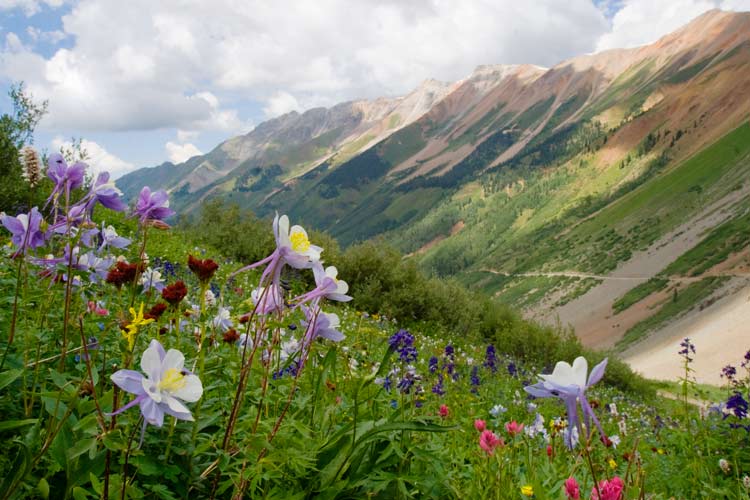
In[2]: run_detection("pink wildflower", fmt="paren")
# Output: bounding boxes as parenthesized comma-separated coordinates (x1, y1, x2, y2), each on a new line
(439, 404, 450, 418)
(505, 420, 524, 436)
(479, 430, 503, 455)
(564, 477, 581, 499)
(474, 419, 486, 432)
(591, 476, 624, 500)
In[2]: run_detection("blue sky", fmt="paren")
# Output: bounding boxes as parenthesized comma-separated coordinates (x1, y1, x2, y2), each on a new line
(1, 0, 748, 178)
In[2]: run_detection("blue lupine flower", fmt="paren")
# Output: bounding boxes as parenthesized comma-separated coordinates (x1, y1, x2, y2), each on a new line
(429, 356, 439, 373)
(432, 373, 445, 396)
(470, 366, 480, 394)
(726, 392, 748, 419)
(388, 329, 417, 363)
(484, 344, 497, 372)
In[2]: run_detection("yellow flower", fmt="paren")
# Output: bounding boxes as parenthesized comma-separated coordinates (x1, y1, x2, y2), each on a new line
(520, 485, 534, 497)
(122, 302, 155, 351)
(609, 458, 617, 469)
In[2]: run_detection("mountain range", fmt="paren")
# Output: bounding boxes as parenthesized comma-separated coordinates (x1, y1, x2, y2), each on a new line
(119, 9, 750, 382)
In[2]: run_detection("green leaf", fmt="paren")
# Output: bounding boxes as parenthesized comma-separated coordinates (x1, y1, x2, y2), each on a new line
(71, 487, 90, 500)
(66, 437, 98, 461)
(89, 473, 102, 495)
(0, 418, 37, 432)
(0, 441, 31, 500)
(37, 478, 50, 499)
(0, 368, 22, 391)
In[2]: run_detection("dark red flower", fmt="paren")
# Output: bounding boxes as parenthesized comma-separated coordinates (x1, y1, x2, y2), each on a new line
(145, 302, 168, 320)
(222, 328, 240, 343)
(188, 254, 219, 283)
(161, 281, 188, 306)
(106, 261, 143, 289)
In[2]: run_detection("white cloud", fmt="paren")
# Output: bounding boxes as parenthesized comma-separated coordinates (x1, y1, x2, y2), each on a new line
(177, 129, 199, 143)
(0, 0, 65, 16)
(595, 0, 749, 51)
(0, 0, 610, 134)
(165, 141, 202, 163)
(263, 91, 301, 118)
(51, 136, 135, 179)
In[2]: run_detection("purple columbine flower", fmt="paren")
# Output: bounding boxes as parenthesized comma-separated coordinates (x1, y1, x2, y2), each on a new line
(77, 171, 128, 217)
(134, 186, 175, 223)
(524, 356, 608, 449)
(46, 153, 86, 207)
(100, 224, 131, 251)
(78, 251, 114, 283)
(1, 207, 47, 256)
(300, 306, 345, 343)
(109, 339, 203, 442)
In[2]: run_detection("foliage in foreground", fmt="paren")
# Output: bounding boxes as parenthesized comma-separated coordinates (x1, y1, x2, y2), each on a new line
(0, 153, 749, 499)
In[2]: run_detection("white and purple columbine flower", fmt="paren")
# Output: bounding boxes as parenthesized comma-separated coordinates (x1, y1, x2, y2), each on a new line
(78, 251, 114, 283)
(212, 306, 233, 332)
(251, 285, 285, 315)
(300, 306, 344, 343)
(1, 207, 47, 256)
(295, 263, 352, 305)
(524, 356, 608, 449)
(273, 214, 322, 269)
(109, 339, 203, 435)
(140, 267, 166, 292)
(46, 153, 86, 207)
(134, 186, 175, 223)
(100, 224, 131, 251)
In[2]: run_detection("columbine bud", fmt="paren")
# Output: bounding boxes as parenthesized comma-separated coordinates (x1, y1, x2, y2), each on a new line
(147, 219, 171, 230)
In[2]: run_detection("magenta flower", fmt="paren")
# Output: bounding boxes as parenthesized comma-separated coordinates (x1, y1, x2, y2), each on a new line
(479, 429, 502, 455)
(474, 419, 486, 432)
(591, 476, 624, 500)
(109, 339, 202, 436)
(505, 420, 524, 436)
(524, 356, 608, 449)
(46, 153, 86, 206)
(564, 477, 581, 499)
(1, 207, 47, 256)
(134, 186, 175, 223)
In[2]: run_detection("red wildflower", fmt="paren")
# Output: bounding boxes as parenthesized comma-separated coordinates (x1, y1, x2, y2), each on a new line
(505, 420, 524, 436)
(145, 302, 168, 320)
(106, 261, 143, 289)
(439, 404, 450, 418)
(564, 477, 581, 499)
(222, 328, 240, 344)
(591, 476, 624, 500)
(188, 254, 219, 283)
(479, 430, 503, 455)
(162, 281, 188, 306)
(474, 419, 486, 432)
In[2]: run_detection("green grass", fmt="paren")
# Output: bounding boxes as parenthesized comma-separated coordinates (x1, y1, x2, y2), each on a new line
(613, 278, 670, 314)
(616, 276, 730, 350)
(663, 207, 750, 276)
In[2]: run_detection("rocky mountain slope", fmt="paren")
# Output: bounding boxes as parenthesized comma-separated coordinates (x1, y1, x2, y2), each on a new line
(120, 10, 750, 379)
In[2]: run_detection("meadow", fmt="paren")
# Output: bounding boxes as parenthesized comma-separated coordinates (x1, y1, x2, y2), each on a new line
(1, 152, 749, 499)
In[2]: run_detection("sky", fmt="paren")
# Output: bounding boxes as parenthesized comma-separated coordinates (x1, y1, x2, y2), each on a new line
(1, 0, 749, 178)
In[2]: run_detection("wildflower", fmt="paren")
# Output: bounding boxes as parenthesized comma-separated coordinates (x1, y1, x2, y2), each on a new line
(470, 366, 480, 393)
(212, 307, 233, 332)
(505, 420, 524, 436)
(1, 207, 47, 256)
(608, 458, 617, 469)
(76, 171, 127, 217)
(188, 254, 219, 284)
(721, 365, 738, 384)
(525, 413, 546, 439)
(296, 263, 352, 304)
(719, 458, 730, 473)
(251, 285, 285, 314)
(490, 404, 507, 417)
(300, 306, 344, 343)
(99, 224, 131, 251)
(609, 403, 618, 417)
(520, 485, 533, 497)
(106, 261, 143, 289)
(431, 373, 445, 396)
(274, 214, 322, 268)
(524, 356, 608, 449)
(546, 445, 553, 457)
(109, 339, 203, 439)
(46, 153, 86, 207)
(222, 328, 240, 344)
(474, 419, 486, 432)
(484, 344, 497, 372)
(678, 337, 696, 362)
(162, 281, 188, 306)
(87, 301, 109, 316)
(140, 267, 166, 292)
(19, 146, 42, 187)
(122, 302, 155, 351)
(145, 302, 168, 320)
(134, 186, 175, 223)
(743, 475, 750, 489)
(204, 289, 216, 307)
(590, 476, 624, 500)
(564, 477, 581, 499)
(610, 435, 621, 448)
(725, 392, 748, 419)
(479, 429, 502, 455)
(388, 329, 417, 363)
(439, 404, 450, 418)
(78, 251, 114, 283)
(429, 356, 439, 373)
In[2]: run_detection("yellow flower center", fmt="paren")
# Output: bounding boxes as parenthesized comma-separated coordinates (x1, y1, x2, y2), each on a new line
(289, 230, 310, 253)
(157, 368, 186, 393)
